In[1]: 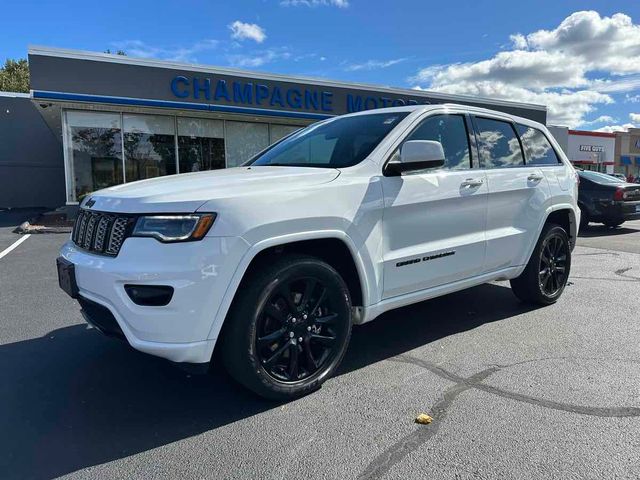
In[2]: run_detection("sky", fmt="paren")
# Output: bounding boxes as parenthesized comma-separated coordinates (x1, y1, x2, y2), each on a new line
(2, 0, 640, 131)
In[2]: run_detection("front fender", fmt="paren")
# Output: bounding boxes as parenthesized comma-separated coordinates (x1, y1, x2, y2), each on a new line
(206, 229, 376, 342)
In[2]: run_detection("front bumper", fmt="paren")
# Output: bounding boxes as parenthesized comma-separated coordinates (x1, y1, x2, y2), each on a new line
(59, 235, 250, 363)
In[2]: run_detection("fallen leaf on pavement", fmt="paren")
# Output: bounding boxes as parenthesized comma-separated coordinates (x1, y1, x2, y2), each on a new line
(415, 413, 433, 425)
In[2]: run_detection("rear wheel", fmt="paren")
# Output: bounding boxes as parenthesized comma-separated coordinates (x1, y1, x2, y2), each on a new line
(603, 220, 624, 228)
(220, 254, 352, 400)
(510, 224, 571, 305)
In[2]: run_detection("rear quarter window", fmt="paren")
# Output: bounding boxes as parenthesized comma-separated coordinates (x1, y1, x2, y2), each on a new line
(516, 124, 561, 166)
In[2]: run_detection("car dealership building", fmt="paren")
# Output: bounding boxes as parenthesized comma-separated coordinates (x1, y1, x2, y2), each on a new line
(1, 46, 549, 208)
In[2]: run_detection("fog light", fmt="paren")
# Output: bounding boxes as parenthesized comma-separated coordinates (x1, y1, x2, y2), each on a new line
(124, 285, 174, 306)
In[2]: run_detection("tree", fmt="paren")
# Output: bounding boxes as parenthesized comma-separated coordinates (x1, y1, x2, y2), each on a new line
(104, 49, 127, 56)
(0, 58, 29, 93)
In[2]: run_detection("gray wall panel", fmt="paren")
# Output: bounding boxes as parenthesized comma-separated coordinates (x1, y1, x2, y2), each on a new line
(0, 95, 65, 208)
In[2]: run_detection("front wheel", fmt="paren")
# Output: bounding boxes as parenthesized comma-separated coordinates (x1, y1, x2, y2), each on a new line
(220, 254, 352, 400)
(510, 224, 571, 305)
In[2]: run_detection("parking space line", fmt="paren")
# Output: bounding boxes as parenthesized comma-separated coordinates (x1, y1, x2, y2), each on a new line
(0, 234, 31, 260)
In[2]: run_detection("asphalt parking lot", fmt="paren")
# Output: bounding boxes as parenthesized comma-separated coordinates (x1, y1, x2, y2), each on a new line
(1, 218, 639, 480)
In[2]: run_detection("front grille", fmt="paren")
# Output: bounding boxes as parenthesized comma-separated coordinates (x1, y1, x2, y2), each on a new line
(72, 209, 134, 256)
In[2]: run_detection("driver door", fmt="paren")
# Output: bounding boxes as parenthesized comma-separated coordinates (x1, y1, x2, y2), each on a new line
(380, 113, 488, 299)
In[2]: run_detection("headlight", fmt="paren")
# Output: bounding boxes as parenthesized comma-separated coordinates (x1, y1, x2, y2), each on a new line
(132, 213, 216, 242)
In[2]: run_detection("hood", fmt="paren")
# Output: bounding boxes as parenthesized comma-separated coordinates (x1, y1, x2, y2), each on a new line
(83, 166, 340, 213)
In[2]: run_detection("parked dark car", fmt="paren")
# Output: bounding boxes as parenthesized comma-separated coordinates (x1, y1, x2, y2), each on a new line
(578, 170, 640, 229)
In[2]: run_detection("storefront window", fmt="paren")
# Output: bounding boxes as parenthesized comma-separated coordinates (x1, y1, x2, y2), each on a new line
(65, 111, 123, 202)
(63, 110, 310, 202)
(225, 121, 270, 167)
(270, 124, 301, 143)
(123, 114, 176, 182)
(177, 118, 225, 172)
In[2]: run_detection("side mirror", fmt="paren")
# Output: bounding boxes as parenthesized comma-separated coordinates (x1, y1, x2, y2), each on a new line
(385, 140, 445, 176)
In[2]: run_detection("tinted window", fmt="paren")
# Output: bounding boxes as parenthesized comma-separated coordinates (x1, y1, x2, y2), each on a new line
(579, 170, 624, 184)
(475, 117, 524, 168)
(405, 114, 471, 170)
(516, 124, 561, 165)
(249, 112, 409, 168)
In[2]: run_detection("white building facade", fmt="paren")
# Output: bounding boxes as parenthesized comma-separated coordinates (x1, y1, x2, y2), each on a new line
(567, 130, 616, 174)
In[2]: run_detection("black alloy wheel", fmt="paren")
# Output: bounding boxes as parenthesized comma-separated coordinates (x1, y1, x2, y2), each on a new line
(256, 276, 346, 383)
(538, 233, 568, 297)
(510, 223, 571, 305)
(221, 254, 352, 400)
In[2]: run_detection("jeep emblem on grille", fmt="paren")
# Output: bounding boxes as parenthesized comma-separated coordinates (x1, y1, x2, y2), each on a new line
(84, 197, 96, 208)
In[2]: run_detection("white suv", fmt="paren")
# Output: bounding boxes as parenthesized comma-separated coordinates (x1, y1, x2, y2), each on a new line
(57, 104, 579, 399)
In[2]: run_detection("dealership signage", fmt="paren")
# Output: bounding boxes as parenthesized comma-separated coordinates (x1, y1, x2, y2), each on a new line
(170, 75, 426, 114)
(27, 48, 548, 122)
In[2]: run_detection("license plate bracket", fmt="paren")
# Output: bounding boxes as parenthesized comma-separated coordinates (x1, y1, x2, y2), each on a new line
(56, 257, 79, 298)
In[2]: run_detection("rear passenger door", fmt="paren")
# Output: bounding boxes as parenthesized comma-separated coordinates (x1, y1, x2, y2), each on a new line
(515, 123, 571, 190)
(472, 116, 551, 272)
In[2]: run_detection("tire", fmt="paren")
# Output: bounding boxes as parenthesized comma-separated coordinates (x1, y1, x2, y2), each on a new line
(603, 220, 624, 228)
(220, 254, 352, 400)
(510, 223, 571, 305)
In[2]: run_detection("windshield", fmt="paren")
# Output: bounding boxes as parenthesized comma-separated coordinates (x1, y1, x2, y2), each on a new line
(580, 170, 625, 184)
(248, 112, 409, 168)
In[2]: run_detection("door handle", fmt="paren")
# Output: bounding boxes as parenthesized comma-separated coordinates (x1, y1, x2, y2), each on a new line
(527, 173, 544, 182)
(461, 178, 484, 188)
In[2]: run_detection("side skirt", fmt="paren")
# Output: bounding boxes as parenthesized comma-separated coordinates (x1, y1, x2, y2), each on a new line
(358, 266, 522, 325)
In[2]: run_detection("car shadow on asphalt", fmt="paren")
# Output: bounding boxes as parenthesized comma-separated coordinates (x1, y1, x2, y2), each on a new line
(0, 282, 539, 479)
(338, 281, 540, 375)
(578, 225, 638, 238)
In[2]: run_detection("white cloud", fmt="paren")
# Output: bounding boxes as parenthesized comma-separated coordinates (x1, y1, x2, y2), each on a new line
(630, 113, 640, 123)
(626, 94, 640, 103)
(345, 58, 406, 72)
(227, 48, 291, 68)
(526, 11, 640, 74)
(423, 81, 612, 127)
(510, 33, 528, 49)
(581, 115, 617, 125)
(595, 123, 635, 133)
(110, 39, 218, 62)
(281, 0, 349, 7)
(590, 75, 640, 93)
(410, 11, 640, 127)
(413, 50, 587, 90)
(228, 21, 267, 43)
